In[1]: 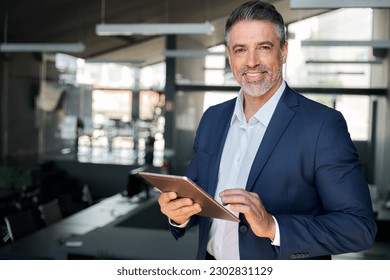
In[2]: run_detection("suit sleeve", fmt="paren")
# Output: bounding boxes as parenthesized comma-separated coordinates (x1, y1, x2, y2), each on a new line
(275, 110, 377, 259)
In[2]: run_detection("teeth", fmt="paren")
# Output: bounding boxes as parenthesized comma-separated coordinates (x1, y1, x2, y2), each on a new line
(246, 73, 260, 77)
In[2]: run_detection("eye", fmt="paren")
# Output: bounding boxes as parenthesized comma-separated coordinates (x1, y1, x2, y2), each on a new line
(234, 48, 246, 54)
(259, 45, 271, 51)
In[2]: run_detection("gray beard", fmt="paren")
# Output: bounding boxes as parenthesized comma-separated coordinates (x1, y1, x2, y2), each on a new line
(242, 67, 283, 97)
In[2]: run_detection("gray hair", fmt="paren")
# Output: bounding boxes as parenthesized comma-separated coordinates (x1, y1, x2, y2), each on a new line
(225, 0, 286, 48)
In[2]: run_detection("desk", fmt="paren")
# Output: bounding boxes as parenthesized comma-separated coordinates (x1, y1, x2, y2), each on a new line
(0, 193, 149, 259)
(58, 193, 143, 228)
(56, 227, 198, 260)
(0, 191, 198, 260)
(0, 223, 93, 259)
(56, 194, 198, 259)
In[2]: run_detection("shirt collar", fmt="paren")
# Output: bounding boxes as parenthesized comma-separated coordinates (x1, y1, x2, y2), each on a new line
(231, 81, 286, 127)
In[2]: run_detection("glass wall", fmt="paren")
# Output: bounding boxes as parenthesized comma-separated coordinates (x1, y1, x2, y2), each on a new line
(73, 60, 166, 166)
(286, 8, 374, 141)
(286, 8, 374, 88)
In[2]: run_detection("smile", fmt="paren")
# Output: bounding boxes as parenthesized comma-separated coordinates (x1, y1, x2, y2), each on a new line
(244, 72, 266, 81)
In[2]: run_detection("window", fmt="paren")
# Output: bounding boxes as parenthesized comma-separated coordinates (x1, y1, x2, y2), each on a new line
(139, 90, 165, 121)
(203, 92, 237, 112)
(92, 90, 132, 123)
(77, 62, 135, 89)
(286, 8, 374, 88)
(205, 45, 228, 85)
(286, 8, 374, 141)
(140, 62, 166, 90)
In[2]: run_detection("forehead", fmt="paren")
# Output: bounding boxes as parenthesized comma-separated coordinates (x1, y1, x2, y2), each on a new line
(228, 20, 279, 46)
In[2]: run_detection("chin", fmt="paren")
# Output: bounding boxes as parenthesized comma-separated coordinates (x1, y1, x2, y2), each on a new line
(242, 84, 271, 97)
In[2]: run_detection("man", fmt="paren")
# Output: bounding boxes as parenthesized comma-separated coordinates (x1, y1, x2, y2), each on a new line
(158, 0, 377, 260)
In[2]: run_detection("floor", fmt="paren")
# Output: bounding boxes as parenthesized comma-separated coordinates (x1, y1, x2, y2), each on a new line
(333, 241, 390, 260)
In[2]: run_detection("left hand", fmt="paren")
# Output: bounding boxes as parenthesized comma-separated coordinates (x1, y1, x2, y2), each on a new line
(220, 188, 276, 240)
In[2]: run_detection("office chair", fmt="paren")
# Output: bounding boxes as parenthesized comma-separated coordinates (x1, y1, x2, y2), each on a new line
(1, 223, 11, 245)
(38, 199, 63, 226)
(3, 210, 38, 241)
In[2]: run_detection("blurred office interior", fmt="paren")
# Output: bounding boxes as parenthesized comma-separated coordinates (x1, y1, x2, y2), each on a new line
(0, 0, 390, 260)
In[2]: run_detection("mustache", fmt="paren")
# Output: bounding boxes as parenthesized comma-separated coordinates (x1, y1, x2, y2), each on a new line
(239, 65, 270, 75)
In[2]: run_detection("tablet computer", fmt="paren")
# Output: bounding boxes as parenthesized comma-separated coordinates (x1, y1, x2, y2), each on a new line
(138, 172, 240, 222)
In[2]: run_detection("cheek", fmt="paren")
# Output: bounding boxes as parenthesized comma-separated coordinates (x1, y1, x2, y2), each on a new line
(228, 55, 243, 70)
(267, 57, 282, 71)
(229, 62, 241, 76)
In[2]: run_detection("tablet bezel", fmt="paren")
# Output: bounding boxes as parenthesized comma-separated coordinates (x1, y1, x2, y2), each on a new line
(138, 172, 240, 222)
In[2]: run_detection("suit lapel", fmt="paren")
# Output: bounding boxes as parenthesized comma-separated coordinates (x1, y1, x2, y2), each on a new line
(207, 101, 235, 197)
(246, 87, 298, 192)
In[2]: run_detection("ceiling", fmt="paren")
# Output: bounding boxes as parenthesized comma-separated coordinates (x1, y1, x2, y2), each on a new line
(0, 0, 329, 65)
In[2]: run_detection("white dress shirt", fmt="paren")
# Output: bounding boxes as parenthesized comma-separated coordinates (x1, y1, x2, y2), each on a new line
(207, 82, 285, 260)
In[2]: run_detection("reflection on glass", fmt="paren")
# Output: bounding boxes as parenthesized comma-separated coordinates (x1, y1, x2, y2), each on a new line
(92, 90, 132, 122)
(139, 91, 165, 121)
(77, 62, 135, 89)
(205, 45, 227, 85)
(286, 8, 374, 88)
(140, 62, 166, 90)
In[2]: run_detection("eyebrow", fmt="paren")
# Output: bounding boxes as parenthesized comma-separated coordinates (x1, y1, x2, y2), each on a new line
(231, 41, 275, 49)
(257, 41, 275, 47)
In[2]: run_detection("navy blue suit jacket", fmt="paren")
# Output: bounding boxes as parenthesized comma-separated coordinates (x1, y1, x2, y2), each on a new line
(171, 85, 377, 260)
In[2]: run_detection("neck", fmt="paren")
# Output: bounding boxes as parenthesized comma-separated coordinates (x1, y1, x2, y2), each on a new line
(242, 81, 282, 122)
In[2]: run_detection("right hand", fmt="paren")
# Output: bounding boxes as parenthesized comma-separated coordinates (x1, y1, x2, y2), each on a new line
(158, 192, 202, 225)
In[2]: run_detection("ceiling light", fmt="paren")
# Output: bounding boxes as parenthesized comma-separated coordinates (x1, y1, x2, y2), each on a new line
(306, 59, 382, 64)
(290, 0, 390, 9)
(0, 43, 85, 53)
(163, 49, 226, 58)
(86, 59, 145, 64)
(301, 40, 390, 48)
(96, 22, 215, 36)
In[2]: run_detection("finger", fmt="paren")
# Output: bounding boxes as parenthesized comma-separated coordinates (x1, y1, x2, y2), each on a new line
(158, 191, 177, 204)
(248, 192, 260, 199)
(170, 197, 196, 210)
(160, 197, 196, 219)
(219, 191, 274, 239)
(219, 189, 254, 204)
(169, 203, 202, 225)
(219, 188, 247, 197)
(220, 190, 260, 205)
(220, 192, 252, 206)
(230, 203, 251, 213)
(176, 202, 202, 216)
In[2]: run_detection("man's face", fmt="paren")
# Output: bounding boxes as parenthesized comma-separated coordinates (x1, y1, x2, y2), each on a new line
(226, 20, 288, 97)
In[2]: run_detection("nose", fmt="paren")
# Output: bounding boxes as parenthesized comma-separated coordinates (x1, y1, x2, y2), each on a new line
(245, 49, 260, 68)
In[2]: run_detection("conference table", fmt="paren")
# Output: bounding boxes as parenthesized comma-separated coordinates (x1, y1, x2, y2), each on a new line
(0, 191, 198, 260)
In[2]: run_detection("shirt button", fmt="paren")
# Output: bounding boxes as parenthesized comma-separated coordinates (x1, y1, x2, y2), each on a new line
(239, 225, 248, 233)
